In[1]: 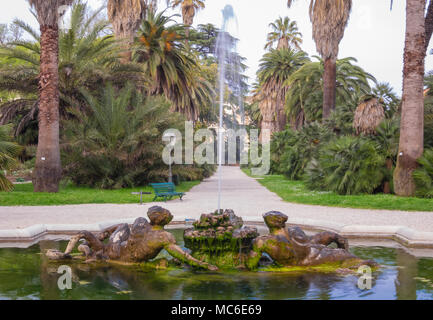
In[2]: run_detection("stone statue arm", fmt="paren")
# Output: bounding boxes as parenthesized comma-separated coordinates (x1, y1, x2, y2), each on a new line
(309, 231, 349, 250)
(97, 224, 126, 241)
(165, 243, 218, 271)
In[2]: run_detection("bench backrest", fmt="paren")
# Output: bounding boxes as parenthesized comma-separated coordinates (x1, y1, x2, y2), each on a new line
(150, 182, 176, 193)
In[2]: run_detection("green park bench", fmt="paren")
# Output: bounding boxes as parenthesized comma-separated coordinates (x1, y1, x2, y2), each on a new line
(150, 182, 185, 202)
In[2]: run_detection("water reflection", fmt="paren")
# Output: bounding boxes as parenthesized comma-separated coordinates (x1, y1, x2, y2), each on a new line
(0, 236, 433, 300)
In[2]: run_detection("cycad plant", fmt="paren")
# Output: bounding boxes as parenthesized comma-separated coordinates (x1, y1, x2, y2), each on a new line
(277, 122, 333, 179)
(62, 83, 186, 189)
(0, 124, 22, 191)
(305, 135, 385, 195)
(413, 149, 433, 198)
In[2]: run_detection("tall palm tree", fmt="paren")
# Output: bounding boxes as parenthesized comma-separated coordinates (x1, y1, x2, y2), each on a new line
(394, 0, 426, 196)
(27, 0, 73, 192)
(133, 11, 213, 121)
(170, 0, 205, 38)
(254, 48, 309, 133)
(287, 0, 352, 119)
(285, 56, 375, 127)
(265, 17, 303, 50)
(107, 0, 146, 62)
(0, 2, 132, 140)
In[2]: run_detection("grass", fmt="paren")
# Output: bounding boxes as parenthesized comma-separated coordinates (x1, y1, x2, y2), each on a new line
(242, 168, 433, 212)
(0, 181, 201, 206)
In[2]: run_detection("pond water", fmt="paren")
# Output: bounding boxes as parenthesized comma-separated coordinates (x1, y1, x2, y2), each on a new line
(0, 229, 433, 300)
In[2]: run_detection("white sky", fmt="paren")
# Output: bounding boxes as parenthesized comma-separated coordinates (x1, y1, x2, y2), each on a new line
(1, 0, 433, 96)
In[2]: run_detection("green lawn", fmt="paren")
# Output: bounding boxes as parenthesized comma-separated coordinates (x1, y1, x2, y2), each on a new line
(0, 181, 201, 206)
(243, 169, 433, 212)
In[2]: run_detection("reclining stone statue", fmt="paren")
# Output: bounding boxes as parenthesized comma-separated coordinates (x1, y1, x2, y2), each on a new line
(46, 206, 218, 271)
(247, 211, 376, 270)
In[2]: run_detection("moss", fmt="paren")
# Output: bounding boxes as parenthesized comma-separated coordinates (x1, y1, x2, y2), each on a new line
(259, 261, 379, 274)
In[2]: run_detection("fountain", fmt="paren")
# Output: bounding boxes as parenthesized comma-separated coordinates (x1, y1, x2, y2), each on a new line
(183, 209, 259, 269)
(215, 4, 244, 213)
(45, 206, 376, 273)
(44, 4, 376, 276)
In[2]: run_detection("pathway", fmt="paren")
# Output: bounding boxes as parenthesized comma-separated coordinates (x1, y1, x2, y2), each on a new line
(1, 166, 433, 246)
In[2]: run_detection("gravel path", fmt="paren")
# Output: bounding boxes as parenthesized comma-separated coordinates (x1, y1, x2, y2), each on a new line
(0, 166, 432, 237)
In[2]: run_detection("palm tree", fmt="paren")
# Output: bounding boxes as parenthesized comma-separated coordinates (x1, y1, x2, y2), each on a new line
(133, 11, 213, 121)
(107, 0, 146, 62)
(372, 82, 400, 118)
(0, 124, 21, 191)
(254, 48, 309, 133)
(265, 17, 303, 50)
(353, 96, 385, 136)
(27, 0, 73, 192)
(393, 0, 426, 196)
(287, 0, 352, 119)
(285, 56, 375, 127)
(170, 0, 205, 38)
(0, 2, 132, 140)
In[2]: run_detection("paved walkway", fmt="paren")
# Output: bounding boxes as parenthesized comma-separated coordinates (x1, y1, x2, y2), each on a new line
(1, 166, 433, 246)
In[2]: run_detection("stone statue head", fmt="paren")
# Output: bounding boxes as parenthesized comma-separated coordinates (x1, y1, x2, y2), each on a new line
(147, 206, 173, 226)
(263, 211, 288, 231)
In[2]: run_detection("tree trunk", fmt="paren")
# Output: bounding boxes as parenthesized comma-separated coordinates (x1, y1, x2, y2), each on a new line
(323, 58, 337, 119)
(383, 158, 393, 194)
(394, 0, 426, 197)
(33, 26, 62, 192)
(425, 0, 433, 52)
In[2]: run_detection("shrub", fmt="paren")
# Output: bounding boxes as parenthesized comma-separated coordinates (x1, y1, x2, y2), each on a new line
(413, 149, 433, 198)
(305, 136, 385, 195)
(0, 124, 22, 191)
(62, 83, 211, 189)
(272, 122, 333, 179)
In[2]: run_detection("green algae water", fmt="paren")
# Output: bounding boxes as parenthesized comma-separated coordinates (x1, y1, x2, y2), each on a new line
(0, 229, 433, 300)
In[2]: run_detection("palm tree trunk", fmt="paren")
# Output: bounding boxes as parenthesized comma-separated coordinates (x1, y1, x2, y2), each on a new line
(425, 0, 433, 52)
(323, 58, 336, 119)
(383, 158, 393, 194)
(393, 0, 426, 197)
(33, 25, 62, 192)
